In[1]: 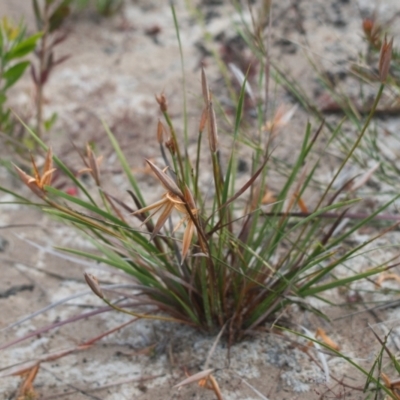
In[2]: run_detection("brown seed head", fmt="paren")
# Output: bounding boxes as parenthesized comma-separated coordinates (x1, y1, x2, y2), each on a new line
(157, 120, 165, 144)
(86, 144, 102, 186)
(207, 99, 218, 153)
(201, 66, 210, 105)
(130, 170, 197, 260)
(14, 148, 55, 198)
(362, 18, 374, 37)
(145, 159, 181, 197)
(155, 93, 168, 112)
(199, 107, 208, 132)
(14, 164, 46, 198)
(166, 138, 176, 155)
(84, 273, 104, 299)
(362, 17, 381, 47)
(181, 187, 197, 262)
(379, 35, 393, 82)
(380, 372, 392, 389)
(183, 185, 196, 212)
(42, 148, 54, 187)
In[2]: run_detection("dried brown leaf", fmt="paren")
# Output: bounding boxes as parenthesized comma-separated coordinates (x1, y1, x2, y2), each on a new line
(315, 328, 340, 351)
(174, 369, 214, 388)
(375, 272, 400, 288)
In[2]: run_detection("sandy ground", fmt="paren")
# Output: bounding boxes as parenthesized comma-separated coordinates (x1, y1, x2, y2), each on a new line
(1, 0, 400, 399)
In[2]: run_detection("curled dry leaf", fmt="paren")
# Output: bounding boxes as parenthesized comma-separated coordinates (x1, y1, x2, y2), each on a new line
(295, 192, 309, 213)
(174, 368, 214, 388)
(263, 104, 298, 135)
(381, 372, 400, 400)
(349, 162, 380, 192)
(174, 369, 223, 400)
(15, 364, 40, 400)
(315, 328, 340, 351)
(261, 188, 276, 205)
(228, 62, 255, 101)
(375, 272, 400, 288)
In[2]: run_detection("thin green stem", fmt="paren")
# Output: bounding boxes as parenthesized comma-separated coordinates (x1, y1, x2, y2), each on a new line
(315, 83, 385, 210)
(103, 298, 188, 324)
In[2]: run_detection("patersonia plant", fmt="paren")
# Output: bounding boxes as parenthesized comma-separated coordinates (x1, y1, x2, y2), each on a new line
(4, 65, 398, 343)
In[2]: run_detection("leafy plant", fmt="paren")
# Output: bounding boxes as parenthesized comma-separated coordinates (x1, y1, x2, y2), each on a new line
(0, 17, 41, 144)
(32, 0, 71, 137)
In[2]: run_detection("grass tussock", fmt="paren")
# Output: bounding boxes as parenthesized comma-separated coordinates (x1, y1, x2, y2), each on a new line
(3, 58, 398, 344)
(2, 2, 400, 397)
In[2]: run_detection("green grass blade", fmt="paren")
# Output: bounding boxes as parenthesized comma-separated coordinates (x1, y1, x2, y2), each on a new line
(102, 120, 146, 206)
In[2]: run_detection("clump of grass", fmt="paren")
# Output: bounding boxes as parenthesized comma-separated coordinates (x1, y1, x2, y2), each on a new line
(3, 51, 397, 344)
(2, 4, 399, 354)
(3, 3, 400, 399)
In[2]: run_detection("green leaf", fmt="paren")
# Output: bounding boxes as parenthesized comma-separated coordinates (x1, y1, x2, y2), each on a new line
(0, 185, 33, 203)
(0, 27, 3, 57)
(33, 0, 44, 30)
(221, 69, 247, 205)
(96, 0, 122, 16)
(5, 32, 42, 62)
(3, 61, 30, 90)
(22, 136, 37, 151)
(44, 112, 58, 132)
(300, 266, 387, 297)
(45, 186, 124, 227)
(102, 120, 146, 206)
(75, 0, 90, 11)
(49, 0, 71, 33)
(14, 27, 27, 46)
(0, 94, 7, 105)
